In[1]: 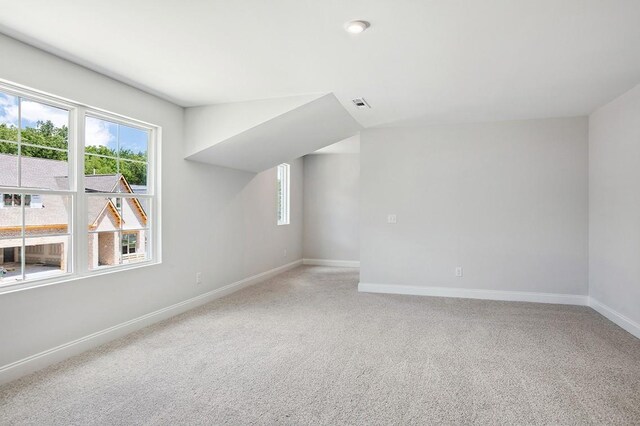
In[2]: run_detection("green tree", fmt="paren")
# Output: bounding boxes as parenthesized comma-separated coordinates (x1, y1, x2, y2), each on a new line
(0, 120, 147, 186)
(85, 146, 146, 186)
(84, 154, 117, 176)
(0, 124, 18, 154)
(119, 159, 146, 186)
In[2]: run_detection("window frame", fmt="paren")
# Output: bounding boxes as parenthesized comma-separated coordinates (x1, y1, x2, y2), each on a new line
(0, 81, 161, 294)
(276, 163, 290, 226)
(83, 111, 155, 273)
(121, 233, 137, 255)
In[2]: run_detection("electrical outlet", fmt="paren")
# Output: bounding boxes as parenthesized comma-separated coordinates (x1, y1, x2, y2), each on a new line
(196, 272, 202, 285)
(387, 214, 397, 224)
(455, 267, 463, 277)
(284, 248, 287, 257)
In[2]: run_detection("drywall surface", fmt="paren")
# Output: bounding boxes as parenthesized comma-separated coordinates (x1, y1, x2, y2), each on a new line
(184, 94, 322, 156)
(303, 153, 359, 261)
(0, 34, 303, 370)
(589, 83, 640, 327)
(185, 94, 362, 173)
(360, 117, 588, 295)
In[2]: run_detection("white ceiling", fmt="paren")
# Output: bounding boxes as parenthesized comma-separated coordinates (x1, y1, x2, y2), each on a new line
(185, 94, 362, 172)
(1, 0, 639, 127)
(312, 135, 360, 155)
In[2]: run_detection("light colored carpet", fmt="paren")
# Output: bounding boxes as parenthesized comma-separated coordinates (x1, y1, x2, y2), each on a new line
(1, 266, 639, 425)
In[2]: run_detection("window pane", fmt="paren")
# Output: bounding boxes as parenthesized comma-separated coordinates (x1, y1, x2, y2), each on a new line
(277, 163, 290, 225)
(25, 194, 71, 236)
(119, 124, 148, 162)
(0, 243, 22, 283)
(120, 159, 147, 193)
(21, 148, 69, 190)
(0, 146, 18, 187)
(277, 167, 283, 221)
(24, 237, 70, 279)
(20, 99, 69, 148)
(0, 92, 19, 142)
(84, 117, 149, 194)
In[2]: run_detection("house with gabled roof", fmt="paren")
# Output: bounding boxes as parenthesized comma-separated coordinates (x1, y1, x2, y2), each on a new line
(0, 154, 147, 276)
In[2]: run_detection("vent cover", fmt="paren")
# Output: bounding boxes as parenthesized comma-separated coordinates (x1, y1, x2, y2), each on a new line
(352, 98, 371, 109)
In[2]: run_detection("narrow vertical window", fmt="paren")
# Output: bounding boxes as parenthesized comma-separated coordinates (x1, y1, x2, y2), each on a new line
(277, 163, 290, 225)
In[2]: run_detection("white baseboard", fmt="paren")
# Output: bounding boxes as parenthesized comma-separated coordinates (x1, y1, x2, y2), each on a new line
(303, 258, 360, 268)
(589, 298, 640, 339)
(358, 282, 589, 306)
(0, 259, 302, 386)
(4, 265, 636, 386)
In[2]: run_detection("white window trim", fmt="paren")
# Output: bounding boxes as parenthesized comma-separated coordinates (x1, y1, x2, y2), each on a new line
(0, 81, 161, 294)
(277, 163, 290, 226)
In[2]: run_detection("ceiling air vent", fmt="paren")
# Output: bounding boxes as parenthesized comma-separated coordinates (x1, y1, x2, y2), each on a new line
(352, 98, 371, 109)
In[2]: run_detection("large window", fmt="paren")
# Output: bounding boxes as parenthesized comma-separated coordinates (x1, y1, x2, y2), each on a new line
(0, 82, 159, 290)
(276, 163, 290, 225)
(84, 115, 152, 270)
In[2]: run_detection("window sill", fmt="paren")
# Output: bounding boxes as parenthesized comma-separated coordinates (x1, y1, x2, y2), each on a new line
(0, 260, 161, 296)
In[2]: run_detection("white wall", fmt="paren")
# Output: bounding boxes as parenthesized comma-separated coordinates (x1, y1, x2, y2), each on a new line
(303, 153, 359, 262)
(589, 83, 640, 331)
(185, 94, 362, 173)
(0, 35, 303, 374)
(360, 117, 588, 297)
(184, 94, 321, 156)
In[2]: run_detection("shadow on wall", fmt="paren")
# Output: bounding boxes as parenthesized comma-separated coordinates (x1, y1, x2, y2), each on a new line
(164, 157, 303, 281)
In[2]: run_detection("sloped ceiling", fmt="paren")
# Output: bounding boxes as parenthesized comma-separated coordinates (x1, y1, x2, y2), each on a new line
(1, 1, 639, 128)
(1, 1, 639, 170)
(311, 135, 360, 155)
(185, 93, 362, 172)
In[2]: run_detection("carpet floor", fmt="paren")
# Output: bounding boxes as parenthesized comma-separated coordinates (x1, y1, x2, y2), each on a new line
(1, 266, 639, 425)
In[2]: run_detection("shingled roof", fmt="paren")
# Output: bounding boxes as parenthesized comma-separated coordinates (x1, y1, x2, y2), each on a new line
(0, 153, 68, 189)
(85, 174, 121, 193)
(0, 154, 146, 233)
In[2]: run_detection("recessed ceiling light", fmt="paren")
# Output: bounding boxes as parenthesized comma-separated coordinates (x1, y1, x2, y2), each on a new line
(345, 20, 370, 34)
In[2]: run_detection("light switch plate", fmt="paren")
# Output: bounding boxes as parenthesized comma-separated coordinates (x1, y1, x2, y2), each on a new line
(387, 214, 397, 224)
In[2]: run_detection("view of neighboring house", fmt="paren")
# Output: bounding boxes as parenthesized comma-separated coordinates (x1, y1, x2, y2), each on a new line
(0, 153, 147, 279)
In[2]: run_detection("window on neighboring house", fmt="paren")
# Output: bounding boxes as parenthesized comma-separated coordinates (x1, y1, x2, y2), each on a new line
(121, 233, 137, 255)
(276, 163, 290, 225)
(30, 194, 43, 208)
(2, 194, 19, 207)
(1, 194, 39, 208)
(0, 81, 159, 290)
